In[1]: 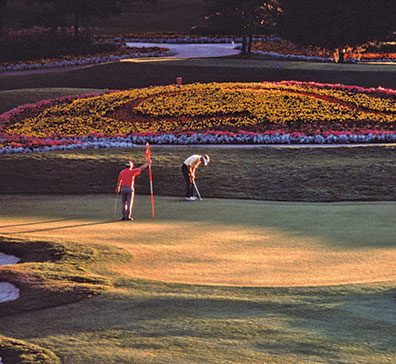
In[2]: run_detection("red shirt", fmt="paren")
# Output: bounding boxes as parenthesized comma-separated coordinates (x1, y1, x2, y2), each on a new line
(118, 168, 141, 188)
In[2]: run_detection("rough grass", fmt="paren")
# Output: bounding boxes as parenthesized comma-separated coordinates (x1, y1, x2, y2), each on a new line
(3, 279, 396, 364)
(1, 146, 396, 202)
(0, 336, 60, 364)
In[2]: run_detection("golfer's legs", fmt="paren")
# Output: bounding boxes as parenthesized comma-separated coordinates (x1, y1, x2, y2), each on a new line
(181, 164, 193, 197)
(121, 187, 133, 219)
(127, 190, 135, 219)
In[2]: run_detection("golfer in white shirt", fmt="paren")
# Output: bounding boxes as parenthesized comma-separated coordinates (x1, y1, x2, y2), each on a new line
(181, 154, 210, 200)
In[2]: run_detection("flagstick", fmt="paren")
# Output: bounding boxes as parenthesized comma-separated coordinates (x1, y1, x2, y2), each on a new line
(145, 142, 155, 220)
(149, 164, 155, 219)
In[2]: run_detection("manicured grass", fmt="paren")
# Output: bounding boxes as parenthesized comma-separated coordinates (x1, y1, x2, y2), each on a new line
(1, 146, 396, 201)
(1, 195, 396, 363)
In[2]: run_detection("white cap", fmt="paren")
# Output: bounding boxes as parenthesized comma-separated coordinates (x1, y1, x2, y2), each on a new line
(202, 154, 210, 166)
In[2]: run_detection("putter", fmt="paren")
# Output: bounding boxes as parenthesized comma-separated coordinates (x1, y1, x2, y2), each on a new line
(193, 181, 202, 201)
(112, 193, 118, 220)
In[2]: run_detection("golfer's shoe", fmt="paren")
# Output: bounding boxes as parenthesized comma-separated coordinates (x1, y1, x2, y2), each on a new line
(185, 196, 197, 201)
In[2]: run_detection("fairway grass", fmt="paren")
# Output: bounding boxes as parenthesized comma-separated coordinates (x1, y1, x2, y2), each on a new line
(2, 57, 396, 91)
(1, 195, 396, 363)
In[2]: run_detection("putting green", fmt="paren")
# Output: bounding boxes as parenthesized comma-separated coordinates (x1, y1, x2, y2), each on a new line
(1, 194, 396, 287)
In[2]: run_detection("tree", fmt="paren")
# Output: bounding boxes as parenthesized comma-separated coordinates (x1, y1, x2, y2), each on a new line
(0, 0, 7, 35)
(277, 0, 396, 62)
(26, 0, 130, 38)
(204, 0, 279, 54)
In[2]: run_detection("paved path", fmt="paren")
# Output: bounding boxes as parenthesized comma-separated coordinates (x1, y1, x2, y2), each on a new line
(125, 41, 241, 58)
(0, 42, 242, 77)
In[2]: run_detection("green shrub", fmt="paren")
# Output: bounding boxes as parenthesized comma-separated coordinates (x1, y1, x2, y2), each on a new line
(0, 27, 118, 63)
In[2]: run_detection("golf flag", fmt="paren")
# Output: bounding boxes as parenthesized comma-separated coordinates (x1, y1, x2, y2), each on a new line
(145, 142, 151, 159)
(146, 142, 154, 219)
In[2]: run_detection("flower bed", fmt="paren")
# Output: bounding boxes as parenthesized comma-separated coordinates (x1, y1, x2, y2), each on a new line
(1, 81, 396, 153)
(0, 47, 173, 72)
(251, 40, 396, 63)
(96, 32, 273, 44)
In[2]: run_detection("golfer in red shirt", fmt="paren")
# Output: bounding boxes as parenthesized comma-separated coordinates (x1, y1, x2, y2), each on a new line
(116, 160, 151, 220)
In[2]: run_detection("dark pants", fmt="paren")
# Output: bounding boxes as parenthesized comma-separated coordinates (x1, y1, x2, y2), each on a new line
(121, 186, 135, 219)
(181, 164, 193, 197)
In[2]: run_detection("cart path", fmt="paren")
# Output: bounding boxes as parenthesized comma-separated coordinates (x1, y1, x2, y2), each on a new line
(0, 42, 241, 77)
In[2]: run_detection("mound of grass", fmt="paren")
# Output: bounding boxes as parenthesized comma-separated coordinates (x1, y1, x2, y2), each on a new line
(0, 88, 104, 114)
(0, 236, 111, 317)
(0, 336, 60, 364)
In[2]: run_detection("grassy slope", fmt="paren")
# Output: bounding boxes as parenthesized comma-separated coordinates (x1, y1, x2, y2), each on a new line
(0, 88, 104, 114)
(0, 336, 60, 364)
(2, 58, 396, 92)
(1, 195, 396, 363)
(1, 146, 396, 202)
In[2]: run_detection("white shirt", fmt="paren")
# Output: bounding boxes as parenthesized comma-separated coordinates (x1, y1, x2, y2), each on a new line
(183, 155, 202, 168)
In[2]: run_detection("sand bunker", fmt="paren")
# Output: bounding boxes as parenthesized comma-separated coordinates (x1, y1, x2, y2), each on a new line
(0, 252, 20, 302)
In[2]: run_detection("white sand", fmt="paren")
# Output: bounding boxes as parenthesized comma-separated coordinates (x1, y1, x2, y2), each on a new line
(0, 252, 20, 302)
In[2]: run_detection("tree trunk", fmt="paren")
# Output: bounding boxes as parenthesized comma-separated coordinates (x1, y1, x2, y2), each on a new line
(248, 21, 254, 53)
(242, 25, 247, 54)
(337, 47, 345, 63)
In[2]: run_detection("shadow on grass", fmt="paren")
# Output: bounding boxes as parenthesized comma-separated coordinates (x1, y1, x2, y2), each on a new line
(0, 218, 72, 229)
(0, 220, 119, 235)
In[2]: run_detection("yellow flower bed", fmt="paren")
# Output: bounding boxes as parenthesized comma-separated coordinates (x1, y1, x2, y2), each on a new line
(4, 82, 396, 138)
(136, 83, 396, 124)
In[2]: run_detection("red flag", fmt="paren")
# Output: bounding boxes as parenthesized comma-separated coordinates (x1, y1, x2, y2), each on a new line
(145, 142, 151, 159)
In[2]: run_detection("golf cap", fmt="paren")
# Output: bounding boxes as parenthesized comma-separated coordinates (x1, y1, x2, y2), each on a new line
(125, 161, 133, 167)
(202, 154, 210, 166)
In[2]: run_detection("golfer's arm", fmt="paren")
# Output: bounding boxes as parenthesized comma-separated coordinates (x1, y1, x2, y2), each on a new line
(189, 166, 196, 180)
(139, 161, 150, 172)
